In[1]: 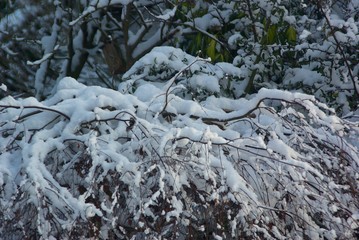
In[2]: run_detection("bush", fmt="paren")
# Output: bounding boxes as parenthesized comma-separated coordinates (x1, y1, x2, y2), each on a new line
(1, 48, 358, 239)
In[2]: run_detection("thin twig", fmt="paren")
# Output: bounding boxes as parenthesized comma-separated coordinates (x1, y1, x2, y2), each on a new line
(318, 5, 359, 100)
(0, 105, 70, 120)
(159, 57, 211, 115)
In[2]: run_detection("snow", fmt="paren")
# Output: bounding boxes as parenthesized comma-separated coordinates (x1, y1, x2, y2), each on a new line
(284, 68, 325, 85)
(216, 62, 242, 77)
(228, 32, 243, 46)
(27, 50, 58, 66)
(1, 47, 359, 239)
(0, 6, 40, 38)
(0, 83, 7, 92)
(2, 0, 359, 237)
(70, 0, 133, 26)
(191, 74, 220, 92)
(267, 138, 299, 160)
(194, 14, 213, 30)
(209, 17, 221, 28)
(299, 29, 312, 40)
(153, 6, 177, 21)
(284, 16, 296, 25)
(56, 76, 86, 90)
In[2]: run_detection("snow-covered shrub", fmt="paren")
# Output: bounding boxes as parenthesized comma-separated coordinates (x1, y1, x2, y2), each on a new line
(177, 0, 359, 114)
(1, 47, 359, 239)
(2, 0, 358, 115)
(280, 0, 359, 115)
(120, 46, 245, 99)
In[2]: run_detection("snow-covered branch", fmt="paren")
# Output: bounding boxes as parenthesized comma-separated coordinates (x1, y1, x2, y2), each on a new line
(1, 64, 358, 238)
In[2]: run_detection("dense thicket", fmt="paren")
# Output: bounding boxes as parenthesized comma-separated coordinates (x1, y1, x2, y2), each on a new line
(0, 0, 358, 239)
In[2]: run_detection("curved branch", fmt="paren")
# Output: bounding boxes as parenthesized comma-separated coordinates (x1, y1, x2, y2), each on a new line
(189, 97, 304, 124)
(318, 5, 359, 101)
(145, 4, 232, 57)
(0, 105, 70, 120)
(159, 57, 211, 115)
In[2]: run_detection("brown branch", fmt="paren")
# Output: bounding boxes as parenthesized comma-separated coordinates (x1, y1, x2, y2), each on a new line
(122, 3, 132, 68)
(66, 10, 75, 77)
(163, 97, 322, 131)
(0, 105, 70, 120)
(318, 4, 359, 101)
(144, 5, 232, 57)
(245, 0, 259, 43)
(159, 57, 211, 115)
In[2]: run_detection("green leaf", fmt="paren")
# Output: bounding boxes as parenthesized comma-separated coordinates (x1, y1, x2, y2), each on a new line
(207, 38, 217, 61)
(286, 26, 297, 43)
(267, 25, 277, 44)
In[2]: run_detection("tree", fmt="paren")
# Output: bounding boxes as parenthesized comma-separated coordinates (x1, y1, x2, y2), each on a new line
(1, 0, 179, 98)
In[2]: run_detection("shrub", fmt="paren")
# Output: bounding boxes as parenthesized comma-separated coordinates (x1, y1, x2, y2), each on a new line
(1, 48, 358, 239)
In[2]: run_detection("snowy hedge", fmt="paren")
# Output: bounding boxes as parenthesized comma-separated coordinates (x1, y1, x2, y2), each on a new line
(1, 47, 359, 239)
